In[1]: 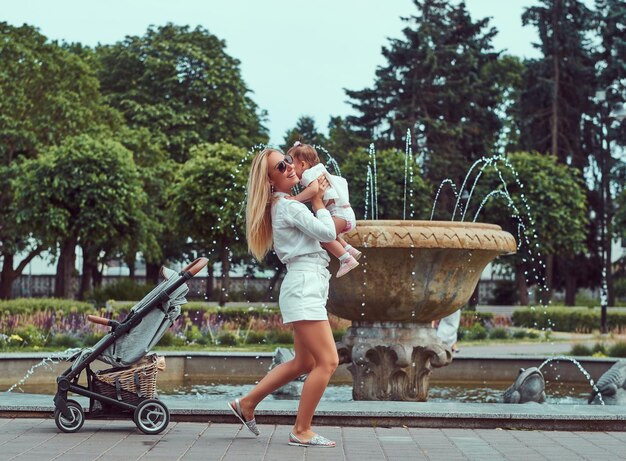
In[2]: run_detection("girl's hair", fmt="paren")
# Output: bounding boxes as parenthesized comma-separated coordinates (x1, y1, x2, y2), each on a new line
(287, 142, 320, 167)
(246, 148, 279, 261)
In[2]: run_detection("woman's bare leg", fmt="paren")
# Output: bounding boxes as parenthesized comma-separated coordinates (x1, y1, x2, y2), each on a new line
(236, 329, 315, 420)
(291, 320, 339, 440)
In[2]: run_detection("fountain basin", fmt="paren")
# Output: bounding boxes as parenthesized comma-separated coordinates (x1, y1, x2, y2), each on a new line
(328, 220, 516, 323)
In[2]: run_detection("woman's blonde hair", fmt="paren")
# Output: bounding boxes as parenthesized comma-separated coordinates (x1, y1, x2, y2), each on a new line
(245, 148, 279, 261)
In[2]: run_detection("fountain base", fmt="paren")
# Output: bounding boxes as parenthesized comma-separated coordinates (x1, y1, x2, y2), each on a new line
(337, 321, 453, 401)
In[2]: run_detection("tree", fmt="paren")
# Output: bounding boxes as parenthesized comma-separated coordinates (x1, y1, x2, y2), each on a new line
(13, 135, 148, 298)
(590, 0, 626, 309)
(472, 152, 588, 305)
(341, 148, 431, 221)
(0, 163, 42, 299)
(95, 23, 268, 164)
(0, 22, 121, 298)
(520, 0, 595, 168)
(325, 116, 370, 164)
(519, 0, 595, 307)
(169, 142, 250, 305)
(281, 116, 328, 152)
(113, 125, 183, 284)
(345, 0, 504, 190)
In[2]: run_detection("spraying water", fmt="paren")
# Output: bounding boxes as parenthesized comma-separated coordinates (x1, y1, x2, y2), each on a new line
(6, 348, 82, 393)
(538, 356, 605, 405)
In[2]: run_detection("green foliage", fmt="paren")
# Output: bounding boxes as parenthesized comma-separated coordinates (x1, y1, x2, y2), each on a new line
(511, 329, 528, 339)
(570, 342, 626, 358)
(332, 329, 347, 342)
(14, 325, 46, 347)
(184, 325, 204, 344)
(341, 148, 431, 219)
(156, 331, 185, 347)
(95, 23, 267, 163)
(216, 331, 239, 346)
(608, 342, 626, 358)
(282, 116, 328, 153)
(465, 324, 488, 340)
(488, 327, 510, 340)
(12, 134, 151, 297)
(345, 0, 505, 184)
(169, 142, 251, 304)
(592, 342, 608, 355)
(244, 331, 267, 345)
(266, 329, 294, 344)
(0, 22, 119, 164)
(520, 0, 595, 168)
(82, 332, 105, 347)
(0, 22, 122, 298)
(46, 333, 81, 348)
(512, 307, 626, 332)
(15, 134, 147, 245)
(84, 280, 154, 306)
(460, 310, 494, 327)
(569, 344, 592, 356)
(0, 298, 94, 316)
(475, 152, 588, 256)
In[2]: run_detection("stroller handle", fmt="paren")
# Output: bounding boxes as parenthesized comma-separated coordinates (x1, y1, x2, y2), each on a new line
(181, 257, 209, 276)
(87, 315, 115, 327)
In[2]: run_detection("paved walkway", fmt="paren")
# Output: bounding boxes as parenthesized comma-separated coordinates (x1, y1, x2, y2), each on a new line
(2, 418, 626, 461)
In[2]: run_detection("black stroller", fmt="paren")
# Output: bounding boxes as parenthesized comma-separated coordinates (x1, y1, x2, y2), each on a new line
(53, 258, 208, 435)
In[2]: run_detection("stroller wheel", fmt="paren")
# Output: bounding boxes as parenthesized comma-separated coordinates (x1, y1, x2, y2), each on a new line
(54, 399, 85, 433)
(133, 399, 170, 435)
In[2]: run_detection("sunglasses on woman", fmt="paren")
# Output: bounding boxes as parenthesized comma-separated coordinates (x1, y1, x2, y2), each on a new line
(273, 154, 293, 174)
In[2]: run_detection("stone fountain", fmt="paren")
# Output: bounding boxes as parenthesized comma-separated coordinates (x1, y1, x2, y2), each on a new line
(328, 220, 516, 401)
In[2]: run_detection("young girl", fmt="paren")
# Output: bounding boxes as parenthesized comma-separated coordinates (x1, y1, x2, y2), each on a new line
(286, 142, 361, 278)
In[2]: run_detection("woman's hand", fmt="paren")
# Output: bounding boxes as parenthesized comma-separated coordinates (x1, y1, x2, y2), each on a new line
(315, 175, 328, 199)
(311, 175, 328, 212)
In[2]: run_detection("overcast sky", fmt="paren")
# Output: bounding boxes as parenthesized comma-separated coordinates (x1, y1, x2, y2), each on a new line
(3, 0, 555, 145)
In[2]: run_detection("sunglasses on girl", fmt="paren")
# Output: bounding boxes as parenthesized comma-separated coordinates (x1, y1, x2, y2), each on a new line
(273, 154, 293, 174)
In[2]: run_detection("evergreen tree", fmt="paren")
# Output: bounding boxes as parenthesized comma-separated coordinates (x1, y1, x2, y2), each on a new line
(326, 116, 369, 164)
(520, 0, 595, 169)
(281, 116, 327, 153)
(587, 0, 626, 308)
(520, 0, 595, 305)
(345, 0, 503, 187)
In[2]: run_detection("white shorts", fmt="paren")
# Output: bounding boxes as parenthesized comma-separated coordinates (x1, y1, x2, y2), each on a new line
(326, 204, 356, 234)
(279, 256, 331, 324)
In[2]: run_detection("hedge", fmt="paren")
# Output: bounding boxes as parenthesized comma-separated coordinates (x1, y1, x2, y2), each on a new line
(0, 298, 280, 318)
(0, 298, 94, 316)
(512, 307, 626, 333)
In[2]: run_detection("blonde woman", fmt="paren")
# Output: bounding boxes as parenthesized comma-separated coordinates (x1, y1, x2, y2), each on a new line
(228, 148, 339, 448)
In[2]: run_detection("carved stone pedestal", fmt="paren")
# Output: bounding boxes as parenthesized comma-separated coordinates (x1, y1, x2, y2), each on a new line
(337, 322, 452, 401)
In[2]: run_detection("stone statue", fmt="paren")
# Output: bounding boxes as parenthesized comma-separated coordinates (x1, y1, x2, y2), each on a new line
(503, 367, 546, 403)
(588, 360, 626, 405)
(269, 347, 306, 398)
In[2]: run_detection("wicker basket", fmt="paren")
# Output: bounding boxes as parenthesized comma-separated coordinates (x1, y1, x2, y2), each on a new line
(92, 354, 163, 405)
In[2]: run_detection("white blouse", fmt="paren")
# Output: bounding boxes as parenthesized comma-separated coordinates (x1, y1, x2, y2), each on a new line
(271, 192, 336, 264)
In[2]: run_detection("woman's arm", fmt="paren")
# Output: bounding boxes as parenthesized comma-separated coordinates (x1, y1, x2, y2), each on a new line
(287, 180, 318, 203)
(287, 176, 336, 242)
